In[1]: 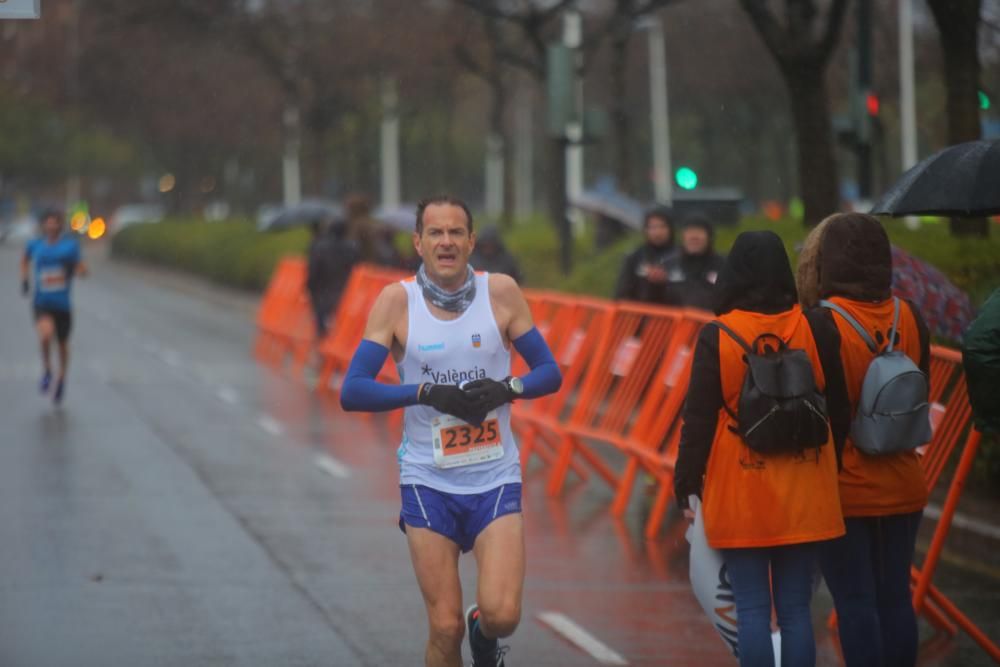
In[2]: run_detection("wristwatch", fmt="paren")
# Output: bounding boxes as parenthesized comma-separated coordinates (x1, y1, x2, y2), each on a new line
(504, 376, 524, 396)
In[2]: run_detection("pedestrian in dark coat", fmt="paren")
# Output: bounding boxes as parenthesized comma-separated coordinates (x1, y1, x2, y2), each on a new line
(614, 207, 676, 304)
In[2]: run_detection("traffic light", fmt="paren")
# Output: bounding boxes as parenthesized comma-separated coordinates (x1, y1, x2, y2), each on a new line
(865, 92, 880, 117)
(675, 166, 698, 191)
(980, 89, 992, 111)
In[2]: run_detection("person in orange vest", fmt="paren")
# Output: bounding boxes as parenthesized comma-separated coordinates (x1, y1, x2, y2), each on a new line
(674, 230, 849, 667)
(798, 212, 930, 667)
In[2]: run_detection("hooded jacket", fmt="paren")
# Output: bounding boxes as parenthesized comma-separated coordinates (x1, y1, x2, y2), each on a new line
(807, 213, 930, 517)
(673, 231, 850, 547)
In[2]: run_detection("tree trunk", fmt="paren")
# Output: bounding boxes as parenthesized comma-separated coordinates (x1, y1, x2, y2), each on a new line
(928, 0, 987, 237)
(611, 24, 632, 194)
(786, 68, 840, 226)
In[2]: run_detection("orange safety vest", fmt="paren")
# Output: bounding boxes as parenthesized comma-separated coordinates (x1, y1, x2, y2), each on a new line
(824, 296, 929, 517)
(702, 306, 845, 549)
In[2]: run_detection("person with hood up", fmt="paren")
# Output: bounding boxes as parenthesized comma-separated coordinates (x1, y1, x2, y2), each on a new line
(613, 207, 676, 304)
(798, 213, 930, 667)
(306, 219, 359, 339)
(662, 214, 727, 310)
(470, 226, 524, 284)
(674, 231, 850, 667)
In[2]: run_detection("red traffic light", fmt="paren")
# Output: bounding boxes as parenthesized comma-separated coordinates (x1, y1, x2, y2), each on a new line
(866, 92, 880, 116)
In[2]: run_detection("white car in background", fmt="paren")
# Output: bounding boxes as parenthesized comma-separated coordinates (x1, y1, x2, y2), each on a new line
(110, 204, 165, 235)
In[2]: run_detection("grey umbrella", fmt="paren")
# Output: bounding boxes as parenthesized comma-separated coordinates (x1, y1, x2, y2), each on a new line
(259, 199, 344, 232)
(871, 138, 1000, 217)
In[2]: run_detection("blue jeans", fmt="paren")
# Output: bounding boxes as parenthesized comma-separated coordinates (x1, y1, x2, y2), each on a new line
(819, 512, 922, 667)
(723, 542, 819, 667)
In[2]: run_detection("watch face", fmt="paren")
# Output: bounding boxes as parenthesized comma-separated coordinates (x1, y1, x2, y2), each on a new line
(509, 377, 524, 395)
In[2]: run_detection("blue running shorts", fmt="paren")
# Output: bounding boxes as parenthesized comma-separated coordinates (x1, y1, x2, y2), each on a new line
(399, 483, 522, 553)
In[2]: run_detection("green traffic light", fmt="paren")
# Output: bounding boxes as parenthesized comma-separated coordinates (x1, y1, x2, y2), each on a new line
(675, 167, 698, 191)
(979, 90, 991, 111)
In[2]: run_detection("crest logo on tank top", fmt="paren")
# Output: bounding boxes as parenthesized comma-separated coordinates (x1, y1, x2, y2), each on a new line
(471, 333, 482, 348)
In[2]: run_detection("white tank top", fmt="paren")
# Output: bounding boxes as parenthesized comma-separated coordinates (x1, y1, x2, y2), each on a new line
(396, 273, 521, 494)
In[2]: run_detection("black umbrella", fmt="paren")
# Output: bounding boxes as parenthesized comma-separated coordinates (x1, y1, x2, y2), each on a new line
(259, 199, 344, 232)
(870, 138, 1000, 217)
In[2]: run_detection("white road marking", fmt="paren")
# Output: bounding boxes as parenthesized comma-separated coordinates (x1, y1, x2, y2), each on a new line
(256, 415, 285, 437)
(315, 454, 351, 479)
(215, 386, 240, 405)
(537, 611, 629, 665)
(924, 503, 1000, 541)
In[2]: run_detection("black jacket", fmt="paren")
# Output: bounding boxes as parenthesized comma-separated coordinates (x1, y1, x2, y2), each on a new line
(661, 251, 726, 311)
(614, 243, 677, 304)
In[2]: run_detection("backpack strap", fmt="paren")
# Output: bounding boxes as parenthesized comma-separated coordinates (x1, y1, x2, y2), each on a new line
(886, 297, 901, 352)
(819, 299, 878, 354)
(714, 321, 753, 356)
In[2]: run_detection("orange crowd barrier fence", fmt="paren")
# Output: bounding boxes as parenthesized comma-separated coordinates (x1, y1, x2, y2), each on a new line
(257, 262, 998, 661)
(254, 257, 313, 371)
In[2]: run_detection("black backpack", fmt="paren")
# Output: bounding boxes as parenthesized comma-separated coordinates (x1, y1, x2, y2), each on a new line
(715, 322, 830, 455)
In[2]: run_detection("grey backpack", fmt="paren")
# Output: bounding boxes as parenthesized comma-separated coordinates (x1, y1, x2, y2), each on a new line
(820, 298, 932, 456)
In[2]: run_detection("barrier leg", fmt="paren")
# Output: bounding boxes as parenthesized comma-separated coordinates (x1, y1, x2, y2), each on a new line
(643, 471, 675, 540)
(925, 583, 1000, 660)
(546, 433, 576, 497)
(913, 430, 982, 613)
(610, 458, 639, 517)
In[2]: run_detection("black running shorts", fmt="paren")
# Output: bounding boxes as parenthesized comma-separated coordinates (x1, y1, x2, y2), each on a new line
(33, 307, 73, 343)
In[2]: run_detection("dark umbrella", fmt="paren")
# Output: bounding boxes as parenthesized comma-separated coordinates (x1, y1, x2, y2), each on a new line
(891, 244, 975, 342)
(259, 199, 344, 232)
(871, 138, 1000, 217)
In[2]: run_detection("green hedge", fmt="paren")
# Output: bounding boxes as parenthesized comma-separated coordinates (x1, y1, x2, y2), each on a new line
(111, 219, 309, 291)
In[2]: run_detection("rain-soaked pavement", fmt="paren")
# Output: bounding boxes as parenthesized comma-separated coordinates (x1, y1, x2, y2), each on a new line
(1, 243, 998, 667)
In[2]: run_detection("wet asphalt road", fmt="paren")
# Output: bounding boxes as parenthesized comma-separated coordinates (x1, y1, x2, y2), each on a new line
(1, 243, 997, 667)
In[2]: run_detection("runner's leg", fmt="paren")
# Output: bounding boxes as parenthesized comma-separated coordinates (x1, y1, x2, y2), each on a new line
(407, 526, 465, 667)
(472, 512, 525, 640)
(57, 339, 69, 381)
(36, 315, 54, 374)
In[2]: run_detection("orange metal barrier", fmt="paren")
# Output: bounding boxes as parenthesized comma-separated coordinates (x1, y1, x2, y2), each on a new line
(909, 347, 999, 660)
(254, 257, 313, 370)
(541, 302, 691, 504)
(257, 263, 997, 661)
(315, 264, 406, 393)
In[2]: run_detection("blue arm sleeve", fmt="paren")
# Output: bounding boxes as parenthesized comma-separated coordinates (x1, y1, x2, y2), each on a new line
(340, 339, 421, 412)
(512, 327, 562, 399)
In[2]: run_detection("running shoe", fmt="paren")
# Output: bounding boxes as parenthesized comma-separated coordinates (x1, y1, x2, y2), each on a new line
(39, 369, 52, 394)
(466, 605, 508, 667)
(53, 379, 65, 405)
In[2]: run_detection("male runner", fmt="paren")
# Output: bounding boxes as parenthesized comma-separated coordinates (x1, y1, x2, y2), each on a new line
(20, 209, 87, 404)
(341, 196, 561, 667)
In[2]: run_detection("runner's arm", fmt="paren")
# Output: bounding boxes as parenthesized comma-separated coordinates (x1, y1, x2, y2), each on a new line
(340, 284, 422, 412)
(20, 243, 32, 295)
(492, 274, 561, 398)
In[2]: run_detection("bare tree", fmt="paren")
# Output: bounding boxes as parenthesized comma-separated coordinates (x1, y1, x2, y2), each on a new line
(927, 0, 987, 237)
(740, 0, 850, 226)
(454, 15, 515, 225)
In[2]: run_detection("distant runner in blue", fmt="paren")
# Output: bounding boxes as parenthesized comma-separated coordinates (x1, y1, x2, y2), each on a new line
(20, 209, 88, 404)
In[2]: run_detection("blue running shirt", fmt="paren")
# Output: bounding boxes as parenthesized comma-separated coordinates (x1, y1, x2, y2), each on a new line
(25, 235, 81, 311)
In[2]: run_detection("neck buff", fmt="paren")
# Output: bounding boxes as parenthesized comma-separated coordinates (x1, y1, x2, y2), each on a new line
(416, 262, 477, 313)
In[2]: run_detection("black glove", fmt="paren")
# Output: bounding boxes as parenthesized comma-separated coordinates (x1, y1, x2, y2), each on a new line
(418, 383, 484, 425)
(20, 279, 29, 297)
(463, 378, 516, 415)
